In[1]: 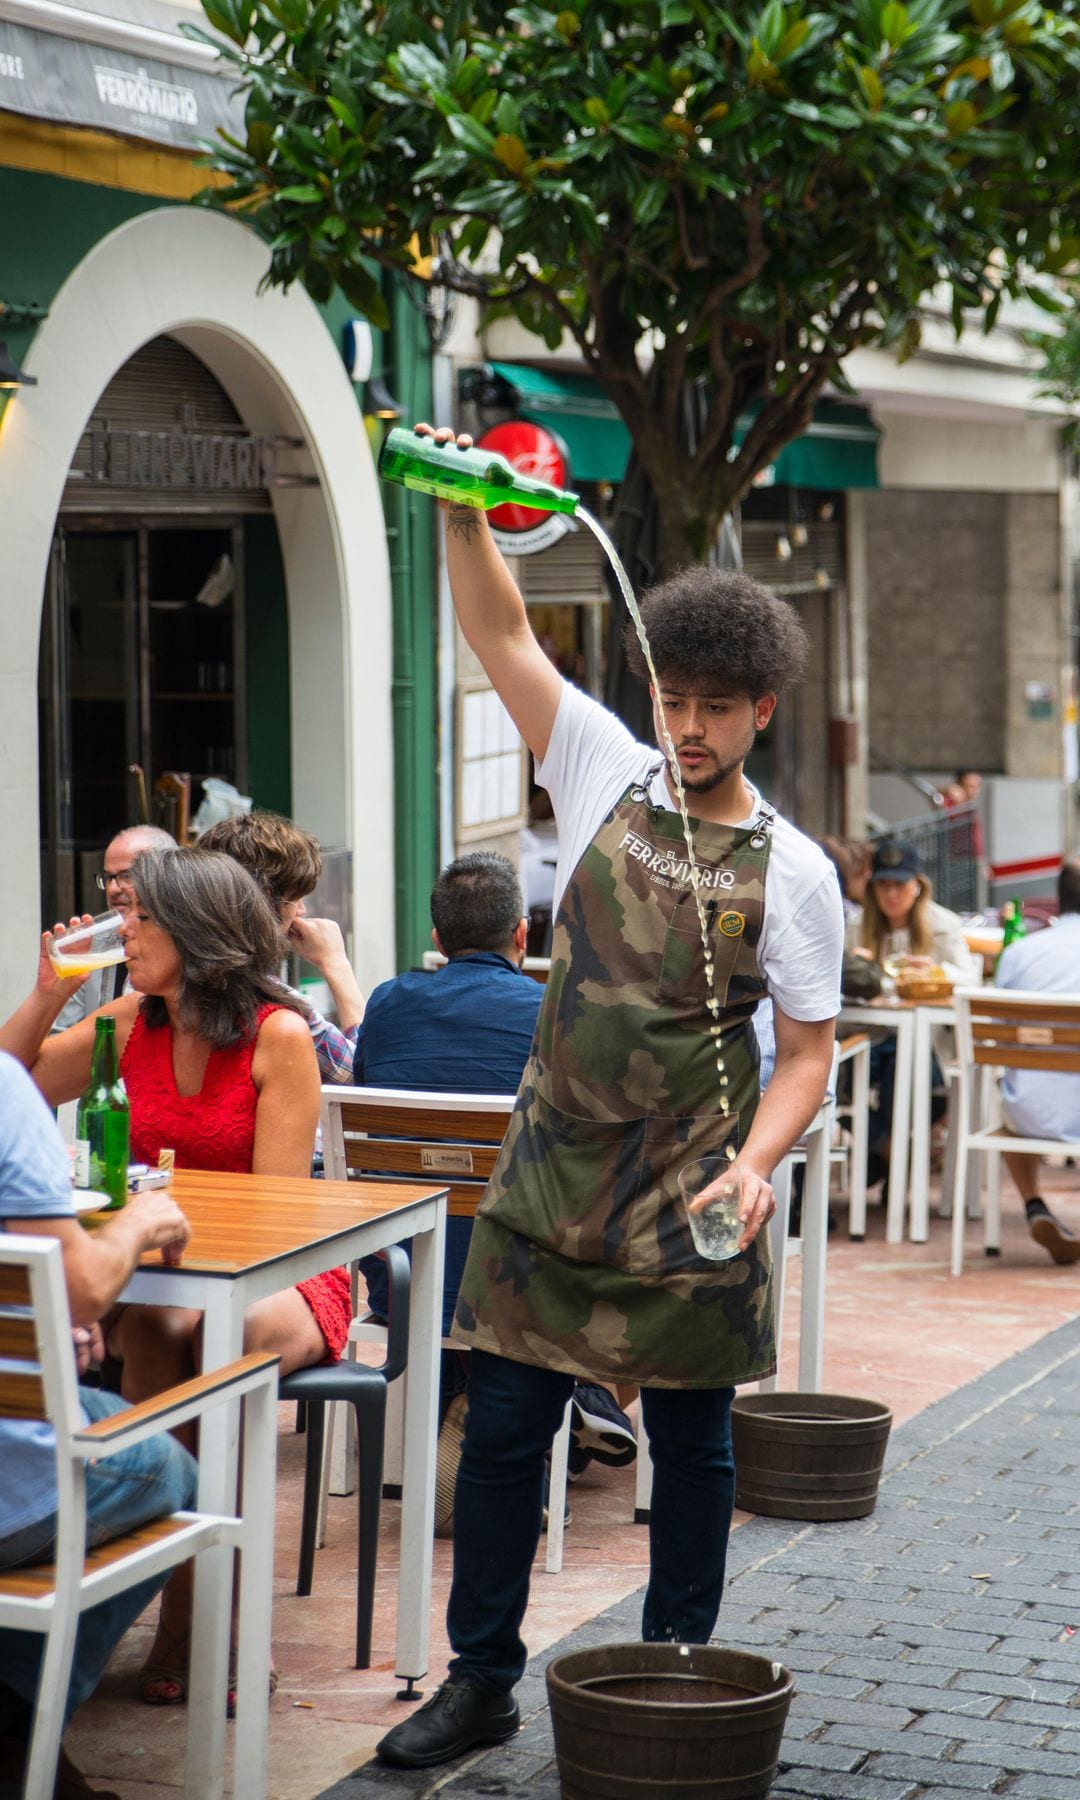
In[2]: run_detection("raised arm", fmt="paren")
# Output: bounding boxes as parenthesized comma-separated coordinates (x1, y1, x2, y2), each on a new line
(420, 425, 564, 763)
(0, 927, 137, 1104)
(286, 914, 365, 1030)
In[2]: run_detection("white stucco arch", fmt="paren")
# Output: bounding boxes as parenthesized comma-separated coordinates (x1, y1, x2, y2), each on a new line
(0, 205, 394, 1016)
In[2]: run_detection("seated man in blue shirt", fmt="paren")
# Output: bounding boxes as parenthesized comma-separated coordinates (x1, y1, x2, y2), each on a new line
(996, 858, 1080, 1264)
(0, 1053, 195, 1797)
(355, 853, 635, 1529)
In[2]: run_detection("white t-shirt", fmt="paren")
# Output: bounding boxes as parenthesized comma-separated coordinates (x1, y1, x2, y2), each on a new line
(535, 682, 843, 1023)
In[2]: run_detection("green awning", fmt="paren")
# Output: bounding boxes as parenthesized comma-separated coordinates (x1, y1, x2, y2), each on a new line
(488, 364, 879, 491)
(489, 361, 631, 484)
(752, 401, 880, 491)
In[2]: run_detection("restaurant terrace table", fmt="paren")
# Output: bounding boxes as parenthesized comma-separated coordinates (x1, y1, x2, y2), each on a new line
(95, 1168, 447, 1798)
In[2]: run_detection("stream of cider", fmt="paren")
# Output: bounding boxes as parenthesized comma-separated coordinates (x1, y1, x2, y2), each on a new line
(578, 509, 735, 1149)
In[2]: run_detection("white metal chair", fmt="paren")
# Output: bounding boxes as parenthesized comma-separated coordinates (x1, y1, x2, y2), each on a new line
(0, 1234, 279, 1800)
(950, 987, 1080, 1276)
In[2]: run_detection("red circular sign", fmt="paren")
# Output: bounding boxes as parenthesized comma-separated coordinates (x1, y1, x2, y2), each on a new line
(475, 419, 570, 533)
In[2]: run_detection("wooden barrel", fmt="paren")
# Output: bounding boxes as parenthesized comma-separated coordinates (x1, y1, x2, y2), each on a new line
(546, 1643, 794, 1799)
(732, 1392, 892, 1521)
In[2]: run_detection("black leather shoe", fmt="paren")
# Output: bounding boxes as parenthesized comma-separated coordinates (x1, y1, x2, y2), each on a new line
(375, 1675, 519, 1769)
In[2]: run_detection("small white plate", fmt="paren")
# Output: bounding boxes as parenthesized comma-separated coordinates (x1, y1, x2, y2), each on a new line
(72, 1190, 112, 1214)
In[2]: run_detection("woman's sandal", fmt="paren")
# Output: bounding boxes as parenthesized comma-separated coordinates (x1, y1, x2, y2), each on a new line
(138, 1622, 190, 1706)
(140, 1622, 279, 1713)
(226, 1656, 279, 1719)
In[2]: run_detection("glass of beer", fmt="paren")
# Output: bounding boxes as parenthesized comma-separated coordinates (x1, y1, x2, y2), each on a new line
(47, 911, 126, 979)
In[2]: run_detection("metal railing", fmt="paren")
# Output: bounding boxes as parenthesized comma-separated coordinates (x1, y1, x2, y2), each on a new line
(869, 803, 980, 915)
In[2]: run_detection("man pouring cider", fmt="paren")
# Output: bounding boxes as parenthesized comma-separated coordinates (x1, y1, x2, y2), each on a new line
(377, 424, 843, 1771)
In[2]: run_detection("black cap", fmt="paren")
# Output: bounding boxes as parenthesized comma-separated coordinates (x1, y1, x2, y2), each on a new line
(871, 838, 923, 883)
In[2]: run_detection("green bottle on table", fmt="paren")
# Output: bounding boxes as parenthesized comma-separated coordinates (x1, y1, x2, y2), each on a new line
(74, 1016, 130, 1210)
(996, 896, 1027, 971)
(378, 426, 580, 515)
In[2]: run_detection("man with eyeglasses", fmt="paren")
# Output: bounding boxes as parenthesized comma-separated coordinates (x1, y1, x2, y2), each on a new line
(52, 825, 176, 1032)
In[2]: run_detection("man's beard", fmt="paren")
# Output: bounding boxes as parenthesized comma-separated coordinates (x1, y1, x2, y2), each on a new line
(665, 726, 757, 794)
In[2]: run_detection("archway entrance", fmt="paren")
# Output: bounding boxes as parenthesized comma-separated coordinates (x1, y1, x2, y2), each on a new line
(0, 206, 395, 1016)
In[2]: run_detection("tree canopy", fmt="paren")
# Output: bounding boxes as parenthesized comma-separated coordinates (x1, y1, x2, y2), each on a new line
(192, 0, 1079, 565)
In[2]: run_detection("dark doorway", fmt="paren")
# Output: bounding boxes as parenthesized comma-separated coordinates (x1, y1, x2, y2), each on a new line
(39, 519, 246, 921)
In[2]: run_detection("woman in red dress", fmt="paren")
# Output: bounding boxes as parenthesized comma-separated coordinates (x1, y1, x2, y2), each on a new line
(1, 846, 348, 1702)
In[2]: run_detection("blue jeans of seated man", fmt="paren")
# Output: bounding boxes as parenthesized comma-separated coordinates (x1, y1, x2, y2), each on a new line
(0, 1389, 197, 1722)
(447, 1349, 735, 1693)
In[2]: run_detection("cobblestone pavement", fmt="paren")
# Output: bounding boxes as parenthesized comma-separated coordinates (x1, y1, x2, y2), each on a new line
(318, 1314, 1080, 1800)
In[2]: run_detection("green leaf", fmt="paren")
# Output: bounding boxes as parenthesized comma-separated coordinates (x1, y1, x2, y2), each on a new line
(896, 315, 921, 362)
(989, 49, 1014, 92)
(879, 3, 910, 50)
(493, 132, 529, 175)
(632, 179, 669, 225)
(775, 20, 810, 61)
(446, 112, 497, 156)
(276, 184, 325, 203)
(757, 0, 785, 58)
(337, 262, 390, 331)
(1024, 284, 1066, 315)
(946, 99, 978, 135)
(584, 97, 611, 127)
(495, 93, 521, 137)
(327, 97, 360, 135)
(246, 120, 273, 162)
(201, 0, 254, 46)
(856, 66, 884, 110)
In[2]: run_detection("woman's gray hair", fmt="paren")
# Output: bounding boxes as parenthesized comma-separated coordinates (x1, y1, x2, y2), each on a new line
(130, 847, 308, 1047)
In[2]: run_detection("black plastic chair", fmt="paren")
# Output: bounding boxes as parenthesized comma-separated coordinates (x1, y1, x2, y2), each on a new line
(278, 1244, 410, 1668)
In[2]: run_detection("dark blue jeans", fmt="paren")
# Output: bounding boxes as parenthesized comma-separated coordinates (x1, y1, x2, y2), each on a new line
(0, 1389, 197, 1721)
(447, 1349, 735, 1691)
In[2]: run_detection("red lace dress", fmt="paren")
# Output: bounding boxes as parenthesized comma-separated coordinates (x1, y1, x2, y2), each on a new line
(121, 1003, 350, 1360)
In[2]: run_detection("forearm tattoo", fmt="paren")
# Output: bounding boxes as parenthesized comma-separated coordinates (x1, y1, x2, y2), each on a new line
(447, 504, 483, 544)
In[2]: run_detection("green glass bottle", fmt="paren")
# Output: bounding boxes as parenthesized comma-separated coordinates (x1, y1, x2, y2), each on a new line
(74, 1016, 130, 1211)
(378, 426, 580, 515)
(996, 895, 1028, 972)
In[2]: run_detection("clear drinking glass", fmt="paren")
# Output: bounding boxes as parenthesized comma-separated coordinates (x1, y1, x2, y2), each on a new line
(47, 910, 126, 979)
(678, 1156, 744, 1261)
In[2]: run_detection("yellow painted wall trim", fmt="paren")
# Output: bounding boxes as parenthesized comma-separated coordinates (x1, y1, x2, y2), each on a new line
(0, 112, 228, 198)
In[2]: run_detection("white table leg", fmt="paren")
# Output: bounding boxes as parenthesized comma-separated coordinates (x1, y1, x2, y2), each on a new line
(798, 1115, 828, 1393)
(909, 1007, 933, 1244)
(886, 1012, 914, 1244)
(395, 1201, 445, 1691)
(185, 1295, 243, 1800)
(847, 1041, 870, 1240)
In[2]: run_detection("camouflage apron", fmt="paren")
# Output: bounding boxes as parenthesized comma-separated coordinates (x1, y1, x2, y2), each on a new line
(453, 776, 776, 1388)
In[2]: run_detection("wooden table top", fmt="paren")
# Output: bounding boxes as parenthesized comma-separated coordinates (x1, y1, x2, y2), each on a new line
(85, 1167, 446, 1278)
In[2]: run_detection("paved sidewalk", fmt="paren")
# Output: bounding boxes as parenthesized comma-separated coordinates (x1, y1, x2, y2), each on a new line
(317, 1312, 1080, 1800)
